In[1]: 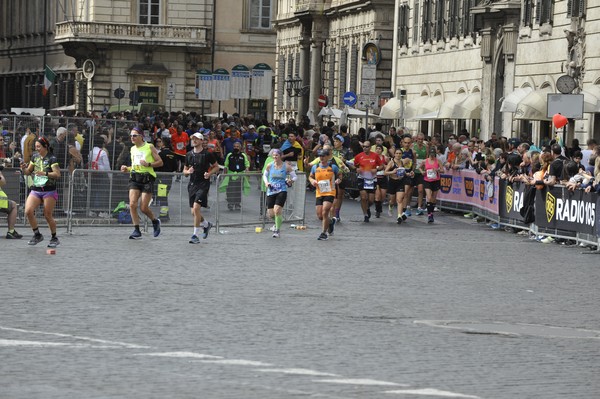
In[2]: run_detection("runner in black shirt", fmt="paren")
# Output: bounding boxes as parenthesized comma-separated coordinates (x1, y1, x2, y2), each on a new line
(183, 132, 219, 244)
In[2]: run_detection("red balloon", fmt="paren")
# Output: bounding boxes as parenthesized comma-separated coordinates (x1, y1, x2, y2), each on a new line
(552, 113, 568, 129)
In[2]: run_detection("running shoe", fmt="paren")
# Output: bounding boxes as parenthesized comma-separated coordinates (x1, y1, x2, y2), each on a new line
(463, 212, 474, 218)
(541, 236, 555, 244)
(397, 216, 403, 224)
(364, 215, 370, 223)
(129, 229, 142, 240)
(416, 208, 425, 216)
(272, 230, 280, 238)
(401, 212, 408, 221)
(47, 237, 60, 248)
(489, 223, 500, 230)
(367, 208, 371, 219)
(318, 232, 328, 240)
(152, 219, 161, 237)
(202, 221, 212, 239)
(189, 235, 200, 244)
(6, 230, 23, 239)
(28, 234, 44, 245)
(405, 208, 412, 217)
(328, 218, 336, 235)
(269, 224, 277, 231)
(427, 214, 434, 224)
(375, 211, 381, 218)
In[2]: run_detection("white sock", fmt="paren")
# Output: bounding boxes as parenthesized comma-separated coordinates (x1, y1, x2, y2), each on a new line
(194, 227, 201, 235)
(201, 220, 208, 228)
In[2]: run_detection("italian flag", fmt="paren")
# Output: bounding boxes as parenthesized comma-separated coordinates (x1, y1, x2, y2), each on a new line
(42, 65, 56, 96)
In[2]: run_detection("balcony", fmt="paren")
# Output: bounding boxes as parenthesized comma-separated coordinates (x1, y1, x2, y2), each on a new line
(54, 21, 210, 49)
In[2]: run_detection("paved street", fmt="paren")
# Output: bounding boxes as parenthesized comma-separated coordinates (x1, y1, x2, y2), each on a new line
(1, 196, 599, 399)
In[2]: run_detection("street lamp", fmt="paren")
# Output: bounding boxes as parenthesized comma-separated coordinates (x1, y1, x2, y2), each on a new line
(285, 74, 309, 97)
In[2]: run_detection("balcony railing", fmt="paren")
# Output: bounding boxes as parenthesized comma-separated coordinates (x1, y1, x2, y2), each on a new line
(54, 21, 210, 48)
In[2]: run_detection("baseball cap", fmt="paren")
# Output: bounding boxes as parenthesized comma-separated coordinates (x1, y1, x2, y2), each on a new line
(508, 138, 520, 146)
(191, 132, 203, 140)
(334, 134, 344, 142)
(248, 124, 255, 129)
(317, 149, 330, 156)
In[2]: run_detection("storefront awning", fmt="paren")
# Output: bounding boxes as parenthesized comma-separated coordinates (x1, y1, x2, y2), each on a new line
(408, 95, 442, 120)
(404, 95, 430, 120)
(582, 85, 600, 113)
(453, 92, 481, 119)
(500, 87, 533, 113)
(437, 93, 467, 119)
(514, 87, 552, 121)
(379, 97, 403, 119)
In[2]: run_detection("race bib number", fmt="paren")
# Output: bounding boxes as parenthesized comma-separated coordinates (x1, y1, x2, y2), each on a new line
(33, 175, 49, 186)
(270, 181, 285, 193)
(132, 152, 144, 166)
(396, 168, 406, 178)
(262, 144, 271, 153)
(246, 143, 253, 151)
(318, 179, 332, 193)
(363, 178, 375, 190)
(427, 169, 438, 179)
(176, 142, 184, 150)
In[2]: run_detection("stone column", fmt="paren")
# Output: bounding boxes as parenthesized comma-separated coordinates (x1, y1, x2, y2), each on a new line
(298, 37, 310, 118)
(307, 38, 323, 123)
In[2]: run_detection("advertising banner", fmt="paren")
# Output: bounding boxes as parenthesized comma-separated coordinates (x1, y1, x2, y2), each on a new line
(212, 68, 230, 101)
(498, 180, 527, 220)
(535, 186, 597, 236)
(231, 64, 251, 99)
(195, 69, 212, 100)
(251, 63, 273, 100)
(437, 169, 499, 215)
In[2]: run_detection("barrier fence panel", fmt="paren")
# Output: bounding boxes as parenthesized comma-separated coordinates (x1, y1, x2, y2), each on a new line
(214, 172, 306, 230)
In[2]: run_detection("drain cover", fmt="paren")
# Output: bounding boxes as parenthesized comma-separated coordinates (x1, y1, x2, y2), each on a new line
(415, 320, 600, 339)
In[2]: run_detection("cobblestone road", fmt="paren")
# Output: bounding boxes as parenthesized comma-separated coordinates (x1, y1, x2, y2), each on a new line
(1, 197, 599, 398)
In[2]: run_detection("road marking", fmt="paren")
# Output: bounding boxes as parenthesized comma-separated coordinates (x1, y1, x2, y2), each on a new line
(0, 339, 118, 348)
(385, 388, 480, 398)
(136, 351, 223, 359)
(0, 326, 150, 349)
(258, 368, 340, 377)
(315, 378, 408, 387)
(196, 359, 273, 366)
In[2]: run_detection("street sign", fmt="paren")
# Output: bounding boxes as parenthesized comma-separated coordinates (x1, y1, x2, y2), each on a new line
(360, 79, 376, 95)
(114, 88, 125, 99)
(166, 82, 176, 99)
(318, 94, 328, 108)
(343, 91, 357, 107)
(357, 94, 378, 110)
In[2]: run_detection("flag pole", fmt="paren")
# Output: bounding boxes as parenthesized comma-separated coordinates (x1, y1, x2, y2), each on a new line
(43, 0, 48, 111)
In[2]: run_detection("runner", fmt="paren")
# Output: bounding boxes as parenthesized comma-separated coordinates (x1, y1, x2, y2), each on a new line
(421, 147, 443, 223)
(331, 135, 351, 222)
(412, 132, 428, 215)
(398, 135, 417, 219)
(352, 140, 384, 222)
(309, 149, 341, 240)
(120, 127, 163, 240)
(263, 149, 297, 238)
(373, 144, 389, 218)
(385, 149, 408, 224)
(183, 132, 220, 244)
(21, 137, 61, 247)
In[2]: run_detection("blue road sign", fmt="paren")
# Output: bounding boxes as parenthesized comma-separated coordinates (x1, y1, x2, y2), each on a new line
(343, 91, 357, 107)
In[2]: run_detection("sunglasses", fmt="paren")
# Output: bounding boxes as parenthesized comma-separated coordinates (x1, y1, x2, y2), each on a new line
(362, 145, 370, 148)
(130, 134, 140, 138)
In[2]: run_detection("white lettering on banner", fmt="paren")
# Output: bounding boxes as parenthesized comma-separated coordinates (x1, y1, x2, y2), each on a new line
(512, 190, 524, 212)
(556, 199, 596, 227)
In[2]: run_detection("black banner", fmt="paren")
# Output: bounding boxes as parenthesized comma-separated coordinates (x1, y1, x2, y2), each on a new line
(498, 180, 527, 220)
(535, 186, 597, 236)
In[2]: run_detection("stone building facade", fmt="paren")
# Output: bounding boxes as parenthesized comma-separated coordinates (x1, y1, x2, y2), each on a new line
(273, 0, 394, 126)
(0, 0, 276, 120)
(392, 0, 599, 145)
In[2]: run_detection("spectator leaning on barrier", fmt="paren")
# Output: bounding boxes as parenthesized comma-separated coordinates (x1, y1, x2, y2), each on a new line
(0, 163, 23, 239)
(546, 144, 569, 187)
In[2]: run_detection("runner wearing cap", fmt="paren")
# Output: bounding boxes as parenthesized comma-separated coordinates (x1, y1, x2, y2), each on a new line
(184, 132, 220, 244)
